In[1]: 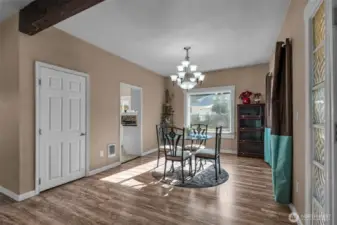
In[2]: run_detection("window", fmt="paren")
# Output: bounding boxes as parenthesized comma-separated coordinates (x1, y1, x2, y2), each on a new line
(184, 86, 235, 138)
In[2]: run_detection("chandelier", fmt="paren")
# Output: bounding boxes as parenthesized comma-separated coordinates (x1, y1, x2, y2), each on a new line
(170, 47, 205, 90)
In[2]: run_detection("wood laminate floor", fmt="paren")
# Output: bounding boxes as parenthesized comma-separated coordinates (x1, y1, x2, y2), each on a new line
(0, 154, 292, 225)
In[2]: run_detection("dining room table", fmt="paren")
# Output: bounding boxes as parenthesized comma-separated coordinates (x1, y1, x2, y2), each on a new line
(166, 133, 213, 174)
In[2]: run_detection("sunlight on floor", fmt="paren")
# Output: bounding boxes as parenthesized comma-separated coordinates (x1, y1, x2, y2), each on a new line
(100, 158, 165, 189)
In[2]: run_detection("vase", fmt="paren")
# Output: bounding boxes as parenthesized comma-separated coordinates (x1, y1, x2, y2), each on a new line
(242, 97, 251, 104)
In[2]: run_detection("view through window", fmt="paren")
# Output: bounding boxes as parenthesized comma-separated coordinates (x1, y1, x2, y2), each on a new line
(186, 87, 234, 135)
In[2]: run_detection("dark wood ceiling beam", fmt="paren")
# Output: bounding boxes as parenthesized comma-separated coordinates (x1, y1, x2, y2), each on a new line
(19, 0, 105, 35)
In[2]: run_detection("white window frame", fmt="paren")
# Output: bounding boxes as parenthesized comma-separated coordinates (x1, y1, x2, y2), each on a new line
(184, 85, 235, 139)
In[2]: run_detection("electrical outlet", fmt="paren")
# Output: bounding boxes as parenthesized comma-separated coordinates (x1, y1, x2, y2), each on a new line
(100, 151, 104, 157)
(296, 181, 299, 193)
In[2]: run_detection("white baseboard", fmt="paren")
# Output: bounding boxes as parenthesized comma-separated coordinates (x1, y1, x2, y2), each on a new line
(0, 186, 36, 202)
(288, 204, 303, 225)
(88, 162, 121, 176)
(220, 149, 237, 154)
(142, 148, 158, 156)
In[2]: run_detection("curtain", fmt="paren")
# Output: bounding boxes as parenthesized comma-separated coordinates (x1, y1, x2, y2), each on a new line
(271, 38, 293, 204)
(264, 73, 273, 166)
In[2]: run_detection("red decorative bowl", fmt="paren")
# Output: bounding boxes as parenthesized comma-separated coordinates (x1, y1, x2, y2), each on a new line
(242, 97, 251, 104)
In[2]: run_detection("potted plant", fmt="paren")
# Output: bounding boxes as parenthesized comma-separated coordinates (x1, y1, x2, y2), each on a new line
(239, 90, 253, 104)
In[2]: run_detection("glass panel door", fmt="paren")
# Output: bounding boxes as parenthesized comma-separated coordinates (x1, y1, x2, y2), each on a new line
(311, 2, 327, 224)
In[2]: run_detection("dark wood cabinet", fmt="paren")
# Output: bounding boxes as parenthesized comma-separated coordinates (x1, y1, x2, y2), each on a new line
(237, 104, 265, 158)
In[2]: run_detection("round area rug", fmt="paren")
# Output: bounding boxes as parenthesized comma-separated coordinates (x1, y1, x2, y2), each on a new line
(152, 160, 229, 188)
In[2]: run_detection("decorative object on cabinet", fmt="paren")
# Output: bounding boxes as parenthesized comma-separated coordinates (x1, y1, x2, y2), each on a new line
(239, 90, 253, 104)
(237, 104, 265, 158)
(253, 93, 262, 104)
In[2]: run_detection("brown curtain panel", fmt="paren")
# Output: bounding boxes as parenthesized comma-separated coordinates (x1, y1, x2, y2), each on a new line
(270, 38, 293, 204)
(264, 73, 273, 165)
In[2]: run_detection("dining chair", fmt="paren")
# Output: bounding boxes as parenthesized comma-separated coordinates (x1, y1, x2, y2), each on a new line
(184, 124, 208, 151)
(194, 126, 222, 181)
(162, 126, 192, 183)
(155, 124, 182, 167)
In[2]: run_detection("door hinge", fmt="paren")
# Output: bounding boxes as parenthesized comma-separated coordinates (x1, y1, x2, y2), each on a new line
(38, 78, 41, 86)
(39, 129, 42, 135)
(38, 178, 41, 185)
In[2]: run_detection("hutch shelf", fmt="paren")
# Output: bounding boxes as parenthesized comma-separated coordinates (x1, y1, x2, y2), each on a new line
(237, 104, 265, 158)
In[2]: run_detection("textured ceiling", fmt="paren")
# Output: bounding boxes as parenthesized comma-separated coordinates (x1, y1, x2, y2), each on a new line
(0, 0, 291, 76)
(0, 0, 33, 23)
(56, 0, 290, 75)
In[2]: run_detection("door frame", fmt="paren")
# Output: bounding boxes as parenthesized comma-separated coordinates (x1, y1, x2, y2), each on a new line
(119, 82, 143, 163)
(35, 61, 90, 195)
(304, 0, 335, 224)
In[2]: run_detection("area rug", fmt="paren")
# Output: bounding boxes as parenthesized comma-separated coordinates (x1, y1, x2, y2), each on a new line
(151, 160, 229, 188)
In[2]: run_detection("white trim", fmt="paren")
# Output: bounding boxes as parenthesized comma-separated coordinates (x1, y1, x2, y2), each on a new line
(326, 1, 336, 224)
(0, 186, 36, 202)
(288, 204, 304, 225)
(184, 85, 235, 139)
(88, 162, 121, 176)
(141, 148, 158, 156)
(332, 12, 337, 225)
(35, 61, 90, 195)
(325, 1, 334, 223)
(304, 1, 316, 220)
(220, 149, 237, 154)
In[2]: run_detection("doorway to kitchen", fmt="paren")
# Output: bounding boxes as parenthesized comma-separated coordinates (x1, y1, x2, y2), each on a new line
(120, 83, 143, 163)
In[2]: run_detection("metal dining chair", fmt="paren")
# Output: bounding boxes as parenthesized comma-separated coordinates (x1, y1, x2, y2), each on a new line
(162, 126, 192, 183)
(155, 124, 182, 167)
(194, 126, 222, 181)
(184, 124, 208, 151)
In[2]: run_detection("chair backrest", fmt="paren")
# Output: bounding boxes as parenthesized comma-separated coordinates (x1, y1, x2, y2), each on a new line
(215, 126, 223, 155)
(190, 124, 208, 145)
(162, 126, 185, 160)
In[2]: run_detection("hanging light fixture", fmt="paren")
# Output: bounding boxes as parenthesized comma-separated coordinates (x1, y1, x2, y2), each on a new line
(170, 47, 205, 90)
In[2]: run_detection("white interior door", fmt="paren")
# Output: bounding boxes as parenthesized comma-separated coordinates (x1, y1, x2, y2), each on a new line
(38, 65, 87, 192)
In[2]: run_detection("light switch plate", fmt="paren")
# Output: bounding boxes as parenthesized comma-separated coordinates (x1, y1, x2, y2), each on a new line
(100, 151, 104, 157)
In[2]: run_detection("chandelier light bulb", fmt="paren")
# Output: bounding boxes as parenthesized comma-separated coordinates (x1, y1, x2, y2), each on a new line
(199, 74, 205, 81)
(170, 74, 178, 82)
(190, 77, 196, 82)
(190, 65, 197, 72)
(178, 72, 186, 78)
(179, 81, 197, 90)
(177, 65, 184, 72)
(181, 60, 190, 67)
(194, 72, 201, 78)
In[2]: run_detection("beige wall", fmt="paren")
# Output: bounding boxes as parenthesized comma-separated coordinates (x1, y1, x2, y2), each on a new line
(166, 63, 269, 150)
(271, 0, 307, 217)
(0, 16, 20, 193)
(1, 15, 165, 194)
